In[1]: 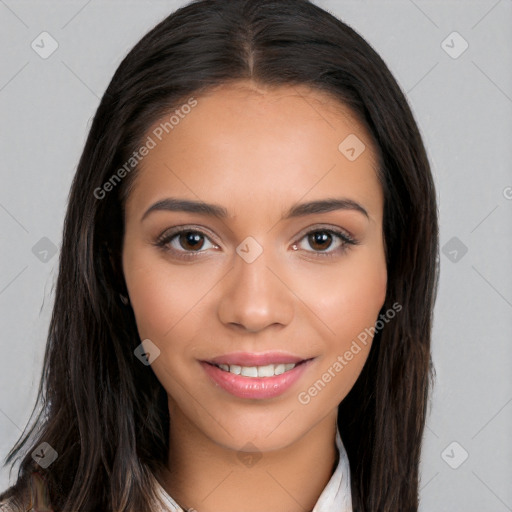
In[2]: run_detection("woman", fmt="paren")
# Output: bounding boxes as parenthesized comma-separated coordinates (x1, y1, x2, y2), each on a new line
(0, 0, 439, 510)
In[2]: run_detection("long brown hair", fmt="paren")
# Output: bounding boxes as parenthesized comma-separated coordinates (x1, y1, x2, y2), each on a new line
(1, 0, 439, 510)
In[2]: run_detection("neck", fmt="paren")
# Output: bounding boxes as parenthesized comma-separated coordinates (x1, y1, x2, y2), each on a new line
(157, 408, 339, 512)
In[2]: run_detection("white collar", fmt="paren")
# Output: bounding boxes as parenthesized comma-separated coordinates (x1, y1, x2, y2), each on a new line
(152, 425, 353, 512)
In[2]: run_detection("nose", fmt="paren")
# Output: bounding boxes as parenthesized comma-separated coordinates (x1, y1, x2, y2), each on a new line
(217, 247, 294, 333)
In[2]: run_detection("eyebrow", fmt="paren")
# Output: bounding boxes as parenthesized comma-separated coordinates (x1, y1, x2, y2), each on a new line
(141, 197, 369, 222)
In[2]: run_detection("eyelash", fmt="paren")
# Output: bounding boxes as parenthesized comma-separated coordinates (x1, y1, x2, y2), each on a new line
(153, 225, 359, 261)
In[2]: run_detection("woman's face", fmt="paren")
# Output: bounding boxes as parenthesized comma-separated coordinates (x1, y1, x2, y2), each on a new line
(122, 80, 387, 452)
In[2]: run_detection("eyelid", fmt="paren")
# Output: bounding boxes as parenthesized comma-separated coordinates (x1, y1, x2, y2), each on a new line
(156, 223, 356, 244)
(293, 223, 356, 243)
(154, 224, 220, 247)
(153, 223, 359, 259)
(291, 224, 359, 260)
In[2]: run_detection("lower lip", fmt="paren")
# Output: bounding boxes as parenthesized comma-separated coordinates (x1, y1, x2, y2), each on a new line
(200, 360, 313, 400)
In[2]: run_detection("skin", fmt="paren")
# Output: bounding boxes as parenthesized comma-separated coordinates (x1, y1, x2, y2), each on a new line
(122, 80, 387, 512)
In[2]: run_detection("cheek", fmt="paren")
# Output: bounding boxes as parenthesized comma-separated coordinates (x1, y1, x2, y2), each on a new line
(292, 249, 386, 399)
(324, 262, 386, 340)
(123, 245, 211, 342)
(123, 256, 208, 395)
(124, 266, 175, 340)
(293, 246, 387, 340)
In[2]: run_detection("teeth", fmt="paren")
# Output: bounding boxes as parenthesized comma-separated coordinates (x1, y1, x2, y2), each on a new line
(241, 366, 258, 377)
(216, 362, 297, 377)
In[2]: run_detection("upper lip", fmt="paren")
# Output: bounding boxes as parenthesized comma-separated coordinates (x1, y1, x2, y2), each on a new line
(204, 351, 311, 367)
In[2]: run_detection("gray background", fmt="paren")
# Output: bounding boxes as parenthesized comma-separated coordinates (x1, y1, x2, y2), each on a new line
(1, 1, 511, 510)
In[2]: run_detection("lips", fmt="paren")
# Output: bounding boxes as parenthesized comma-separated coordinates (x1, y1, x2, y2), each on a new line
(205, 351, 309, 367)
(200, 358, 314, 399)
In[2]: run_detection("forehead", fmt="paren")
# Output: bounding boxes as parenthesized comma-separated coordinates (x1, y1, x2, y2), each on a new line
(124, 80, 382, 222)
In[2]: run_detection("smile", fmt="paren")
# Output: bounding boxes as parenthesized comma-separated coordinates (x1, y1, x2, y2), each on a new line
(200, 359, 313, 400)
(213, 362, 297, 377)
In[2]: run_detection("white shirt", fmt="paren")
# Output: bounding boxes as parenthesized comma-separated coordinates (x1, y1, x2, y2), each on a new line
(152, 425, 353, 512)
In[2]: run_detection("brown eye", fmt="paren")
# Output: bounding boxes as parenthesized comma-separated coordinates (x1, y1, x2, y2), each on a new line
(178, 231, 206, 251)
(154, 227, 218, 259)
(294, 227, 358, 258)
(307, 231, 334, 251)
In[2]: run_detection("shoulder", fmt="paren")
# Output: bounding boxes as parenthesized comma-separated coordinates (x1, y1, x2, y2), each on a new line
(0, 497, 18, 511)
(0, 484, 33, 511)
(0, 496, 24, 511)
